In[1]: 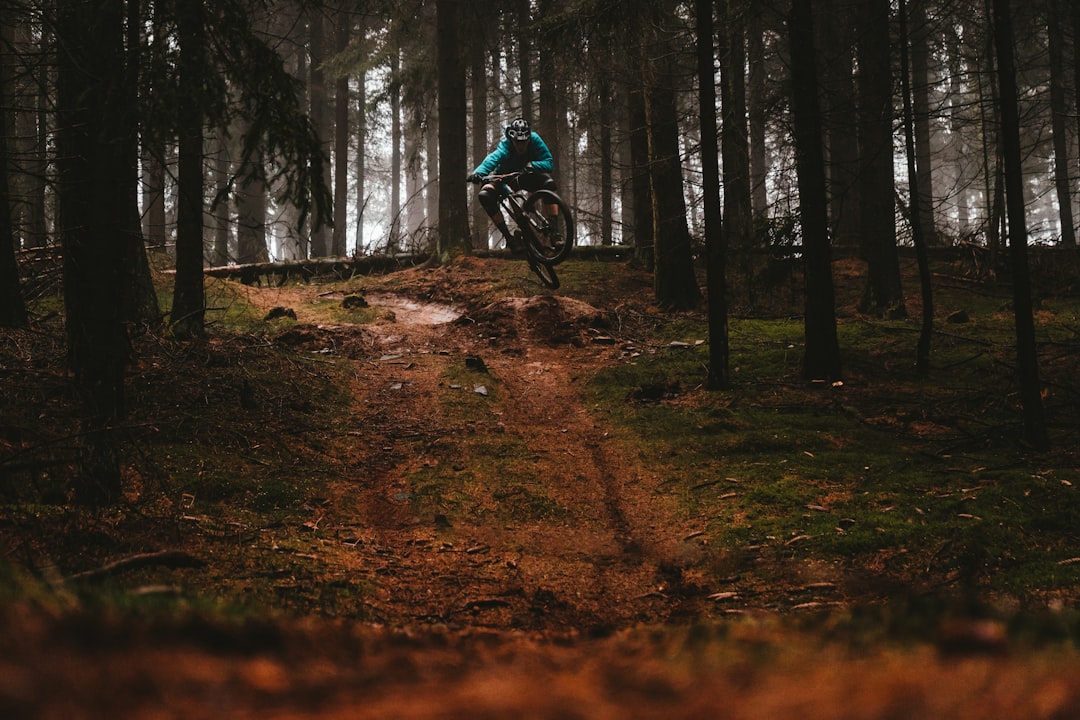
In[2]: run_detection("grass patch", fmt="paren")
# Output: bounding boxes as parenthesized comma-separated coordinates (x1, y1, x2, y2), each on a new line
(586, 304, 1080, 605)
(405, 357, 569, 526)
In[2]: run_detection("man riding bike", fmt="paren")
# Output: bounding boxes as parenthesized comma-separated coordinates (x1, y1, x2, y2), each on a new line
(468, 117, 558, 254)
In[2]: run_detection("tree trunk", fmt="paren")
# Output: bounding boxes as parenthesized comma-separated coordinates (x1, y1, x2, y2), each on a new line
(747, 4, 769, 218)
(696, 0, 730, 390)
(899, 0, 934, 375)
(469, 5, 489, 249)
(537, 0, 562, 186)
(355, 24, 367, 256)
(389, 48, 402, 253)
(0, 1, 28, 328)
(143, 152, 167, 250)
(1047, 0, 1076, 248)
(332, 10, 350, 257)
(436, 0, 470, 258)
(820, 0, 860, 249)
(856, 0, 905, 316)
(211, 127, 232, 267)
(119, 0, 161, 327)
(1073, 1, 1080, 222)
(308, 9, 330, 258)
(789, 0, 842, 382)
(991, 0, 1050, 450)
(26, 20, 48, 250)
(425, 108, 439, 250)
(645, 3, 701, 311)
(599, 71, 614, 247)
(236, 145, 268, 265)
(979, 8, 1005, 256)
(910, 0, 939, 247)
(516, 0, 533, 119)
(627, 60, 653, 261)
(172, 0, 207, 339)
(405, 104, 424, 245)
(56, 0, 130, 502)
(721, 0, 752, 257)
(0, 157, 25, 327)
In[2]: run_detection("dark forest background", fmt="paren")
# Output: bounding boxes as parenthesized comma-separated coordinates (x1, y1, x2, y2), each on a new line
(1, 0, 1076, 495)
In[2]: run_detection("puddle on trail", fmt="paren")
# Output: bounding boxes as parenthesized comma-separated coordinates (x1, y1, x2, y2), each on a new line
(365, 293, 461, 326)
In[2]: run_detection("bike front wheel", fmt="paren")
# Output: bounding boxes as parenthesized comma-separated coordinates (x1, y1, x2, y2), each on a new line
(520, 190, 574, 266)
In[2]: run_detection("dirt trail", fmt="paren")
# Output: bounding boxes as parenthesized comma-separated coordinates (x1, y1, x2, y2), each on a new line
(280, 281, 707, 632)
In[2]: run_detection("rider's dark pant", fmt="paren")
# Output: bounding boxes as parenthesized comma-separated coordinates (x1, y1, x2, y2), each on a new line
(478, 171, 557, 217)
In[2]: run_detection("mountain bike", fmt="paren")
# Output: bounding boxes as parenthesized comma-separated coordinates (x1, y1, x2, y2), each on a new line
(469, 172, 575, 289)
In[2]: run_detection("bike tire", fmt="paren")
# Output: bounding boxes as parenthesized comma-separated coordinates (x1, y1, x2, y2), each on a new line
(521, 190, 574, 266)
(528, 257, 560, 289)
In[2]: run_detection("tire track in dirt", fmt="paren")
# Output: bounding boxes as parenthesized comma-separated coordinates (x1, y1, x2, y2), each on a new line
(241, 279, 703, 630)
(468, 300, 705, 629)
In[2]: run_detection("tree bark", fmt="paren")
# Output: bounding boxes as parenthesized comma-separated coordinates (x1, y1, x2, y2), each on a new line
(599, 71, 614, 247)
(696, 0, 730, 390)
(354, 18, 368, 256)
(436, 0, 471, 259)
(720, 0, 752, 257)
(389, 48, 402, 253)
(308, 8, 331, 258)
(332, 9, 350, 257)
(910, 0, 939, 247)
(856, 0, 905, 316)
(0, 1, 28, 328)
(236, 137, 269, 265)
(746, 4, 769, 218)
(118, 0, 161, 328)
(172, 0, 207, 339)
(789, 0, 842, 382)
(211, 127, 232, 267)
(1073, 1, 1080, 225)
(899, 0, 934, 375)
(537, 0, 562, 186)
(516, 0, 533, 120)
(424, 106, 439, 248)
(644, 0, 700, 310)
(1047, 0, 1076, 248)
(627, 60, 653, 261)
(991, 0, 1050, 450)
(56, 0, 131, 502)
(469, 5, 490, 249)
(819, 0, 860, 249)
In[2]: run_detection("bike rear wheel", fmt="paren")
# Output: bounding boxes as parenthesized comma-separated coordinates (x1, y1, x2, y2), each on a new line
(528, 257, 560, 289)
(521, 190, 574, 266)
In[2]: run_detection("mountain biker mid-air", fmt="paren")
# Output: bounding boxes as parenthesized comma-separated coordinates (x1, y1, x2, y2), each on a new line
(468, 117, 557, 254)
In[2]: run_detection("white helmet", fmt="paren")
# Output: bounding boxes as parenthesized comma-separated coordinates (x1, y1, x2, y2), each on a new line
(506, 117, 531, 141)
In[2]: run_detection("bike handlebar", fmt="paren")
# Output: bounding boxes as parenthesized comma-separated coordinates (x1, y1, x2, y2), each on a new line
(467, 171, 526, 185)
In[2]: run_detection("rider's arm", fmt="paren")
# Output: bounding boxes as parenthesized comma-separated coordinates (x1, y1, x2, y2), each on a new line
(527, 133, 554, 173)
(472, 140, 510, 177)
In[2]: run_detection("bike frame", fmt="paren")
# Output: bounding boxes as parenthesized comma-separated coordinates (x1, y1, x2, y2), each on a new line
(471, 171, 568, 289)
(486, 173, 531, 232)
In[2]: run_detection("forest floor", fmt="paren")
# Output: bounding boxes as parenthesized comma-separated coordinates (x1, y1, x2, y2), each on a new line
(3, 253, 1080, 718)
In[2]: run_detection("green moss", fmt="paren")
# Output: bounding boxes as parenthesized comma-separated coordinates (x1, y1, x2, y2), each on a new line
(584, 304, 1080, 597)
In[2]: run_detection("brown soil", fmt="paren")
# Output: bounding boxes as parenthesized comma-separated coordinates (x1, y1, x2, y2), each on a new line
(232, 258, 707, 632)
(3, 256, 1080, 719)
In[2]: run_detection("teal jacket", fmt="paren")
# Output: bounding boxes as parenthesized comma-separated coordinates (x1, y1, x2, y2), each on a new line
(472, 132, 553, 175)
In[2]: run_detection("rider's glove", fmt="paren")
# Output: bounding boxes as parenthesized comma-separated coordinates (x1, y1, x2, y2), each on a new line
(467, 173, 483, 184)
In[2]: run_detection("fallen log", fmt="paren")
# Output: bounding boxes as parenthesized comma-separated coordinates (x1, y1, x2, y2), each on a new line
(163, 245, 632, 286)
(198, 253, 428, 285)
